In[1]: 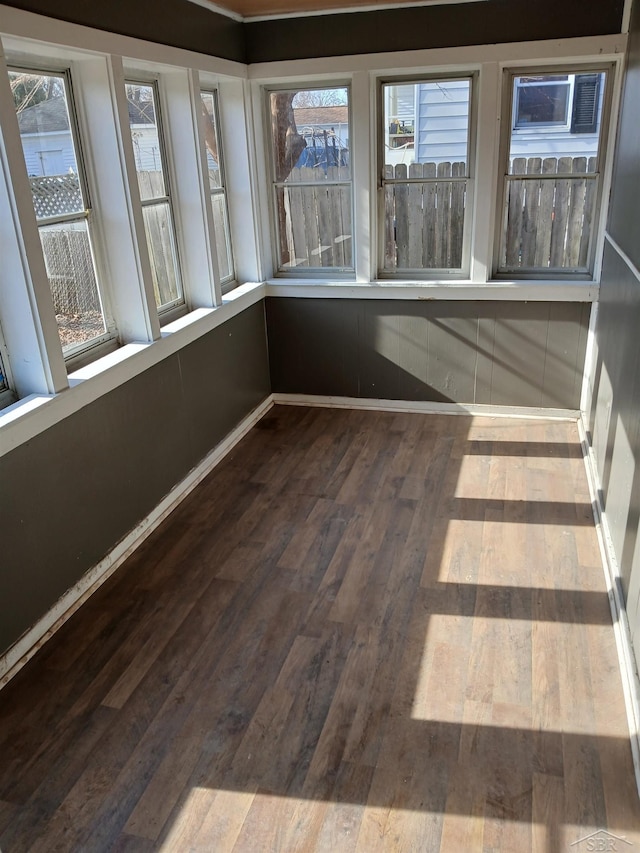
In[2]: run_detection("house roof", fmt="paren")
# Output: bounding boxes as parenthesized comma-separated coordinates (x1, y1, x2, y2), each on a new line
(293, 106, 348, 127)
(17, 96, 70, 134)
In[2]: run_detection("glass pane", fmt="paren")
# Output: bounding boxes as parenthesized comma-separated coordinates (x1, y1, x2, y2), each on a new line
(0, 356, 7, 391)
(271, 87, 350, 184)
(200, 91, 223, 190)
(142, 202, 181, 308)
(501, 172, 597, 271)
(211, 192, 233, 281)
(383, 170, 466, 271)
(383, 79, 470, 172)
(515, 82, 569, 126)
(508, 72, 605, 175)
(276, 184, 352, 270)
(39, 221, 106, 350)
(10, 71, 84, 217)
(125, 83, 166, 200)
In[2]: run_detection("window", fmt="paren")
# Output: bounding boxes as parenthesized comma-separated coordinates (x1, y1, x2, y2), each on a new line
(125, 81, 183, 312)
(513, 76, 572, 128)
(380, 77, 473, 276)
(267, 85, 352, 274)
(10, 68, 111, 356)
(200, 90, 234, 286)
(497, 67, 609, 277)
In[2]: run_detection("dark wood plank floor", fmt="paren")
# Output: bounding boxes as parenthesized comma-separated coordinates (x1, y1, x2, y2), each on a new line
(1, 405, 639, 852)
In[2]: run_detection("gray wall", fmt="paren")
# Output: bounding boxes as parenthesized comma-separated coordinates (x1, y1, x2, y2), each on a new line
(267, 298, 590, 408)
(586, 0, 640, 645)
(0, 0, 245, 61)
(245, 0, 624, 62)
(0, 302, 270, 655)
(0, 0, 623, 64)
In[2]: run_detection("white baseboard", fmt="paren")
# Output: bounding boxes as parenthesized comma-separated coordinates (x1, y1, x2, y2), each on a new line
(272, 392, 580, 421)
(0, 395, 274, 690)
(578, 414, 640, 798)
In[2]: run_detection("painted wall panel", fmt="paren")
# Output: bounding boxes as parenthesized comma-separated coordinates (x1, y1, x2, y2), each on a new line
(245, 0, 624, 63)
(266, 298, 589, 409)
(588, 243, 640, 596)
(0, 0, 245, 62)
(0, 302, 270, 655)
(585, 0, 640, 664)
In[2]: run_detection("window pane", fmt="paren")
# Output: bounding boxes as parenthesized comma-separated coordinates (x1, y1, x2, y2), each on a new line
(142, 202, 180, 308)
(200, 92, 222, 190)
(381, 79, 470, 273)
(270, 86, 352, 271)
(11, 69, 109, 350)
(271, 88, 350, 184)
(508, 72, 605, 174)
(515, 82, 569, 126)
(211, 192, 232, 281)
(40, 221, 106, 350)
(125, 83, 167, 200)
(383, 80, 469, 171)
(383, 168, 466, 271)
(501, 161, 597, 272)
(500, 69, 607, 274)
(11, 71, 84, 215)
(276, 183, 352, 270)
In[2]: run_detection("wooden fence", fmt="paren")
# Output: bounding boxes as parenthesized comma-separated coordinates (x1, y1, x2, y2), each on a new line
(381, 156, 597, 271)
(384, 161, 466, 270)
(282, 166, 351, 268)
(503, 156, 597, 270)
(39, 228, 101, 315)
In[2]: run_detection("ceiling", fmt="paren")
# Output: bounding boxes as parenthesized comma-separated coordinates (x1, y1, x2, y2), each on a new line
(192, 0, 468, 22)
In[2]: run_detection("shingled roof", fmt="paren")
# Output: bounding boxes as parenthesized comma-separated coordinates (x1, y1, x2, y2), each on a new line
(17, 96, 70, 134)
(293, 106, 348, 127)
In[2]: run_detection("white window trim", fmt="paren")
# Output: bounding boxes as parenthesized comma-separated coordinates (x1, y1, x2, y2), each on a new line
(495, 62, 616, 281)
(377, 72, 477, 280)
(200, 85, 236, 290)
(9, 63, 121, 363)
(263, 80, 356, 278)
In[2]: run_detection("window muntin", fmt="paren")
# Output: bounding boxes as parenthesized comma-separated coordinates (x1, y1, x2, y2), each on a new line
(498, 68, 608, 277)
(200, 90, 234, 285)
(10, 69, 110, 355)
(268, 86, 353, 273)
(125, 81, 183, 311)
(381, 77, 472, 275)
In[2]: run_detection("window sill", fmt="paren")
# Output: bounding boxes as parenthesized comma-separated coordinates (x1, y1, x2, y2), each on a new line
(265, 279, 599, 301)
(0, 282, 266, 458)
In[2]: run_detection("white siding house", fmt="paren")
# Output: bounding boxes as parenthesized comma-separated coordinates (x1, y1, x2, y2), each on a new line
(384, 74, 605, 168)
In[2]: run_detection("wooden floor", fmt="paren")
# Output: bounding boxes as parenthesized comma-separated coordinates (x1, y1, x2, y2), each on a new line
(1, 405, 639, 852)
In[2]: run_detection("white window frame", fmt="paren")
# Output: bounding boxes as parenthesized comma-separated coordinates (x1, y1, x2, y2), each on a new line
(263, 81, 355, 278)
(8, 63, 120, 367)
(512, 74, 575, 132)
(200, 86, 236, 291)
(494, 62, 614, 281)
(124, 75, 185, 319)
(377, 72, 477, 280)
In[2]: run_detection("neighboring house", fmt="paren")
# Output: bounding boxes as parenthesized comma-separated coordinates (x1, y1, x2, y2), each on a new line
(16, 95, 75, 176)
(385, 74, 604, 166)
(16, 90, 163, 176)
(292, 105, 349, 168)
